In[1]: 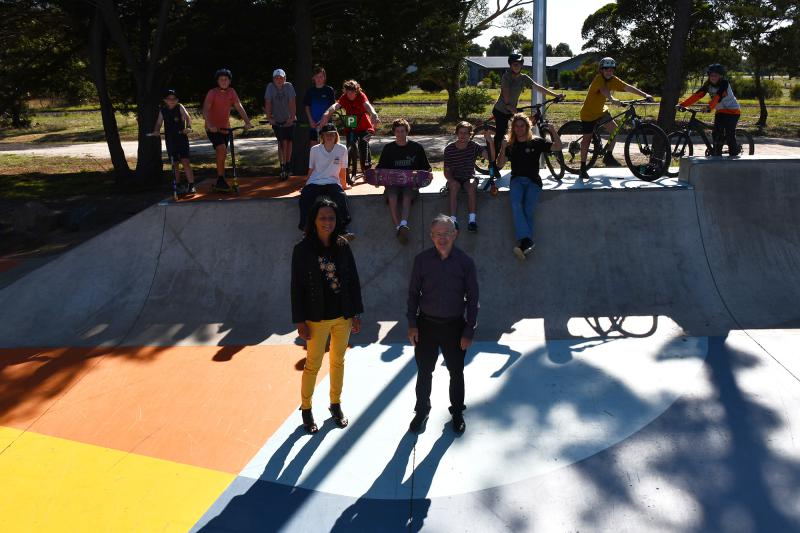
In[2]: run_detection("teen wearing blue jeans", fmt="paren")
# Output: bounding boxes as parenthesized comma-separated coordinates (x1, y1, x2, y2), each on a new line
(496, 114, 562, 260)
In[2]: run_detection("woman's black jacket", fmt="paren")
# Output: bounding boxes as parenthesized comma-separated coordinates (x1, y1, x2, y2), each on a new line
(291, 236, 364, 323)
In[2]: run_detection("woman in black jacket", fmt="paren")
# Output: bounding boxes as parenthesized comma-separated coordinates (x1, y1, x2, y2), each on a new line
(292, 197, 364, 434)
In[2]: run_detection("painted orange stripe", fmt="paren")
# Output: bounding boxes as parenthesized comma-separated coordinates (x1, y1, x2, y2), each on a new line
(175, 176, 383, 203)
(0, 345, 327, 473)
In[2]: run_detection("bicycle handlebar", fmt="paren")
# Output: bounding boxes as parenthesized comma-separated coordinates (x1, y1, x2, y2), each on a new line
(618, 98, 653, 106)
(516, 95, 565, 112)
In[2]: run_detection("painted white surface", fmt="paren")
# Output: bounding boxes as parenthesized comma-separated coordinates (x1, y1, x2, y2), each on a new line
(238, 329, 708, 498)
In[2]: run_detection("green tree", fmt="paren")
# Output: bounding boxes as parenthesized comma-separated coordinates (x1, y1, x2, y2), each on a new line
(468, 42, 487, 56)
(487, 32, 530, 56)
(0, 1, 88, 127)
(415, 0, 535, 120)
(502, 6, 532, 34)
(581, 0, 737, 95)
(553, 42, 574, 56)
(727, 0, 799, 127)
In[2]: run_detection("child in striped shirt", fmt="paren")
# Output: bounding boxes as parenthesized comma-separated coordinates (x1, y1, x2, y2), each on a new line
(443, 121, 492, 232)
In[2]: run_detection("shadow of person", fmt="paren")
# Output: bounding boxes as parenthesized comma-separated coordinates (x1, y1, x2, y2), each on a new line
(330, 426, 457, 533)
(197, 420, 336, 532)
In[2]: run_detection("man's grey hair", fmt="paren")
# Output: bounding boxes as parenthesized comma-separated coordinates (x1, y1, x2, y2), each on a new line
(430, 214, 456, 231)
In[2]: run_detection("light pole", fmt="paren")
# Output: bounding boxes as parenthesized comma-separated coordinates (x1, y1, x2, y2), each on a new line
(532, 0, 546, 108)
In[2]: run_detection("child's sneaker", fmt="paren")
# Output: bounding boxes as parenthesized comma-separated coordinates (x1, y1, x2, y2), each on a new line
(468, 221, 478, 233)
(513, 238, 535, 260)
(187, 182, 197, 194)
(214, 176, 231, 192)
(396, 224, 410, 245)
(602, 153, 622, 167)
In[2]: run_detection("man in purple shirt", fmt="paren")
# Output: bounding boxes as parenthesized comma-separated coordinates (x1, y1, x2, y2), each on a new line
(407, 214, 479, 434)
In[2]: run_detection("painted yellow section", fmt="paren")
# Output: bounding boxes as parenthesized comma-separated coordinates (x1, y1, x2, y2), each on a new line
(0, 426, 234, 533)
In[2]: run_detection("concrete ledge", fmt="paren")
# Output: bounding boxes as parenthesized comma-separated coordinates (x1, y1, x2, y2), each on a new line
(680, 155, 800, 185)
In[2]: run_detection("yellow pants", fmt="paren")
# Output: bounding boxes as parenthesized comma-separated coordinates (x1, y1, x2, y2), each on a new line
(301, 317, 352, 409)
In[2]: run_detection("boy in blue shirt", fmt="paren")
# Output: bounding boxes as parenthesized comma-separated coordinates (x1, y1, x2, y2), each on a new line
(303, 66, 336, 148)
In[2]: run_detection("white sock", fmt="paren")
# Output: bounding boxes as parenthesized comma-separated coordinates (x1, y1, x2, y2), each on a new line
(400, 219, 408, 227)
(468, 213, 476, 223)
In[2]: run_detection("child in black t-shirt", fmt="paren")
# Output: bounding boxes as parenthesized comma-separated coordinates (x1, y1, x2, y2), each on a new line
(150, 89, 196, 195)
(496, 113, 562, 260)
(376, 118, 431, 244)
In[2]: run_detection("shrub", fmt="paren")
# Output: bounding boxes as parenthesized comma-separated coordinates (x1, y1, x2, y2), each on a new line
(791, 84, 800, 101)
(456, 86, 493, 118)
(730, 76, 782, 100)
(559, 70, 576, 89)
(486, 70, 501, 88)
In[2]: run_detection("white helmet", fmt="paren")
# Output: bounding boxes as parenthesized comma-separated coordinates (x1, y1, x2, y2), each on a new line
(599, 57, 616, 68)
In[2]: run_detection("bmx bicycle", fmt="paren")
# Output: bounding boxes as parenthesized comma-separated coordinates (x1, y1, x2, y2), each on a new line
(333, 110, 377, 186)
(557, 99, 670, 181)
(665, 106, 755, 177)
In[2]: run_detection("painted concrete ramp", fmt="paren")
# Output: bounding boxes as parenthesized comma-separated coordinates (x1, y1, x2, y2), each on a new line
(0, 158, 796, 345)
(0, 160, 771, 348)
(688, 156, 800, 329)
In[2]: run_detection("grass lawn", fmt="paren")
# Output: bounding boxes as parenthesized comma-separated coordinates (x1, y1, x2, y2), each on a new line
(2, 85, 797, 149)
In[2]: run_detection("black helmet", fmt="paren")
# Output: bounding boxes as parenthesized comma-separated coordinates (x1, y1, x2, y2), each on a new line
(707, 63, 725, 76)
(163, 89, 177, 98)
(214, 68, 232, 81)
(508, 52, 523, 65)
(320, 123, 338, 134)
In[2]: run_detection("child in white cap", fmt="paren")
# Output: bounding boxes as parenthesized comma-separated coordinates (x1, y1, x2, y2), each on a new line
(264, 68, 297, 179)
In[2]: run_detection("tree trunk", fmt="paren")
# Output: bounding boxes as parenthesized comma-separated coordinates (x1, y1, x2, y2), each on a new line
(445, 69, 460, 120)
(656, 0, 691, 133)
(753, 68, 768, 129)
(88, 10, 131, 183)
(292, 0, 312, 174)
(134, 94, 163, 187)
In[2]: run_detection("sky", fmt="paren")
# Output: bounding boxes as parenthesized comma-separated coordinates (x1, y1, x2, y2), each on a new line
(474, 0, 613, 56)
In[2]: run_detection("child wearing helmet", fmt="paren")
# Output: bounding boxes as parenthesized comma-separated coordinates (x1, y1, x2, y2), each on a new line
(493, 53, 564, 157)
(202, 68, 253, 192)
(679, 64, 741, 156)
(578, 57, 653, 179)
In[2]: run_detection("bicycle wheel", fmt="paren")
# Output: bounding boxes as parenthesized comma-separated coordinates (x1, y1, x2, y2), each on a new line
(725, 129, 754, 156)
(624, 123, 670, 181)
(347, 140, 359, 186)
(472, 124, 496, 175)
(541, 128, 565, 180)
(557, 120, 600, 174)
(665, 131, 693, 177)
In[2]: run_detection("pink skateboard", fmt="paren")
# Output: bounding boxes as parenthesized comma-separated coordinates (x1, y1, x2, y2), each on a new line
(363, 168, 433, 188)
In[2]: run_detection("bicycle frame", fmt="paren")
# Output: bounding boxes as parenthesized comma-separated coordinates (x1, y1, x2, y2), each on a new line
(679, 109, 715, 152)
(593, 105, 640, 153)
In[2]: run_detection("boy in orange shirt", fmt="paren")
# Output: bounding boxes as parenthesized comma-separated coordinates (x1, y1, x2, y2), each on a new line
(202, 68, 252, 191)
(679, 64, 741, 156)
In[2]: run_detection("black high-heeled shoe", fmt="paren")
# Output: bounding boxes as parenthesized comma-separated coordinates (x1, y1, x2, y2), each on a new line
(329, 403, 349, 428)
(301, 408, 318, 434)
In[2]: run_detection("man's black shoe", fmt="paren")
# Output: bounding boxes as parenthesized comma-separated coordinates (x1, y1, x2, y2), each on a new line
(452, 412, 466, 434)
(409, 411, 429, 433)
